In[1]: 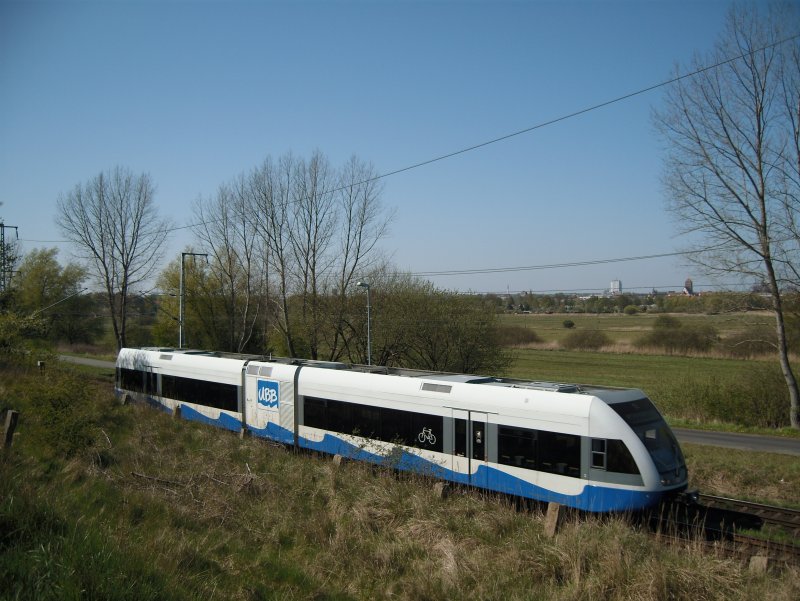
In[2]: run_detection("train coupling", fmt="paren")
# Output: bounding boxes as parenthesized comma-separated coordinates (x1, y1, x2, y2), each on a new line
(677, 489, 700, 506)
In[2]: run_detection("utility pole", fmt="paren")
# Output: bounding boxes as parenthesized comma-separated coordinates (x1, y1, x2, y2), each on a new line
(0, 223, 19, 293)
(356, 281, 371, 365)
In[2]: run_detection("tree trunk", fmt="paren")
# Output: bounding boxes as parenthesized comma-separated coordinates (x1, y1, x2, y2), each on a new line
(770, 286, 800, 428)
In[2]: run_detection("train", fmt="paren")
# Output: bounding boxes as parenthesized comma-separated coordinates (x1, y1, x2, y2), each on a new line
(115, 347, 688, 512)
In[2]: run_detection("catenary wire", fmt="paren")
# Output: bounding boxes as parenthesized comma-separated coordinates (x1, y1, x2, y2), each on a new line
(158, 31, 800, 234)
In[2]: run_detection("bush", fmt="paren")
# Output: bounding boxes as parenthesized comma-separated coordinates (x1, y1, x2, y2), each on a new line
(495, 325, 541, 347)
(11, 369, 100, 459)
(561, 329, 610, 351)
(623, 305, 639, 315)
(635, 316, 718, 354)
(653, 315, 682, 329)
(562, 319, 575, 329)
(653, 363, 790, 428)
(722, 326, 776, 358)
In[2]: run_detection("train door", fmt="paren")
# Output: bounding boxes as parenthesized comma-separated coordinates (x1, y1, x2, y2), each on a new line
(244, 364, 296, 445)
(451, 410, 489, 488)
(277, 372, 295, 445)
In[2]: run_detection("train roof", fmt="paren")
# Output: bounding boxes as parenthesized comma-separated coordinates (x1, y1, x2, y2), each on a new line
(122, 347, 627, 397)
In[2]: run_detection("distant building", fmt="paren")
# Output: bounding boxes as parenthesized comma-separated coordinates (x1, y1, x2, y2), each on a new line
(683, 278, 694, 296)
(610, 280, 622, 295)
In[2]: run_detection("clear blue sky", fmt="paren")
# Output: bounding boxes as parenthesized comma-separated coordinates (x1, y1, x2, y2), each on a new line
(1, 0, 744, 295)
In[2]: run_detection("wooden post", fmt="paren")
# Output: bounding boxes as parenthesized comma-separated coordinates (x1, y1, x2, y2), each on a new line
(748, 555, 769, 574)
(544, 502, 563, 538)
(3, 410, 19, 450)
(433, 482, 451, 499)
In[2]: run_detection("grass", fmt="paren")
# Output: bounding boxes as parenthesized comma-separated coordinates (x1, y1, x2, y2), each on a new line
(2, 361, 800, 600)
(500, 311, 777, 347)
(509, 347, 759, 390)
(508, 348, 800, 435)
(682, 443, 800, 508)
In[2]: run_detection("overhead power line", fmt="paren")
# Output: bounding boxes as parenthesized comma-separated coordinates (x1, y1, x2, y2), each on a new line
(161, 29, 800, 236)
(408, 251, 688, 277)
(28, 31, 800, 254)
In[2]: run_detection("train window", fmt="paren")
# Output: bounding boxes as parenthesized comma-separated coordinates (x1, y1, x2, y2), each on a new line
(410, 412, 441, 451)
(609, 398, 662, 427)
(591, 439, 607, 469)
(355, 404, 381, 439)
(590, 439, 639, 474)
(454, 419, 467, 457)
(606, 440, 639, 474)
(302, 396, 443, 452)
(161, 374, 239, 412)
(538, 431, 580, 477)
(498, 426, 537, 470)
(304, 397, 328, 428)
(379, 406, 409, 443)
(118, 368, 145, 393)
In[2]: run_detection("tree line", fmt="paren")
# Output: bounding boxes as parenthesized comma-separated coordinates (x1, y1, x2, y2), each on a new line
(0, 152, 508, 376)
(494, 290, 776, 315)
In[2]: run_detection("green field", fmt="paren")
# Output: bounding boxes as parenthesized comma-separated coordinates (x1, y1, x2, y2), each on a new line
(508, 347, 749, 389)
(507, 348, 797, 434)
(500, 310, 800, 434)
(500, 310, 777, 347)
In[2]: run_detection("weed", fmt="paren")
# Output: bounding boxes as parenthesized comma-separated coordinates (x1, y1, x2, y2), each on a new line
(3, 361, 800, 600)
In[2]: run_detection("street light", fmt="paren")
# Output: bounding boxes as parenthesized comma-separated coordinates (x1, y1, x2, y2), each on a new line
(179, 252, 208, 349)
(356, 281, 371, 365)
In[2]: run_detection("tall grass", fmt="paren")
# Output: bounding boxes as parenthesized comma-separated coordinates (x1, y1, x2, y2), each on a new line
(650, 362, 790, 428)
(510, 348, 798, 431)
(2, 362, 799, 600)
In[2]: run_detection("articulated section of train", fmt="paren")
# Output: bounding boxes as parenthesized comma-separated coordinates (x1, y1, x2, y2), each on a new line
(116, 347, 688, 513)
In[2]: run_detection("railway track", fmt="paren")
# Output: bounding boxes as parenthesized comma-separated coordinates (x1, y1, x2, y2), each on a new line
(697, 494, 800, 535)
(652, 493, 800, 566)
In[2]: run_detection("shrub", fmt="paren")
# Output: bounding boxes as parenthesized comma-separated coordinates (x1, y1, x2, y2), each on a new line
(561, 329, 610, 351)
(562, 319, 575, 329)
(21, 370, 99, 458)
(623, 305, 639, 315)
(722, 326, 776, 358)
(635, 316, 718, 354)
(653, 315, 682, 329)
(495, 325, 541, 347)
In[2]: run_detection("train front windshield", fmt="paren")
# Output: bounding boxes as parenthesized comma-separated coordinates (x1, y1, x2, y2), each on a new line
(610, 398, 686, 484)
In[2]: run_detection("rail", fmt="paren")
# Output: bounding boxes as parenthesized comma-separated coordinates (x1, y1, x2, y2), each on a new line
(653, 493, 800, 566)
(697, 494, 800, 535)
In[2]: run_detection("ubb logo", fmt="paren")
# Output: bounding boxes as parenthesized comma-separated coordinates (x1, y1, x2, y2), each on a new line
(257, 379, 280, 408)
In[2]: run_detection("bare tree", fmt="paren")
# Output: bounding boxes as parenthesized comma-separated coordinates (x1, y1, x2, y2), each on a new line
(323, 155, 392, 361)
(655, 2, 800, 428)
(248, 154, 299, 356)
(289, 150, 337, 359)
(56, 167, 170, 350)
(191, 175, 266, 353)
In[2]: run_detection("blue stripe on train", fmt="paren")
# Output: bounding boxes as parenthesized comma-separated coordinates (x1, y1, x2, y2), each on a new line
(168, 409, 660, 513)
(179, 404, 242, 432)
(296, 430, 659, 512)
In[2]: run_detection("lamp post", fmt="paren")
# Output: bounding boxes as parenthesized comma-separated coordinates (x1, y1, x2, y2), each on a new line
(179, 252, 208, 349)
(356, 281, 371, 365)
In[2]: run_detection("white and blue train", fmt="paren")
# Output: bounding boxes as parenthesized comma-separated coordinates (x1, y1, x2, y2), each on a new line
(116, 347, 688, 513)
